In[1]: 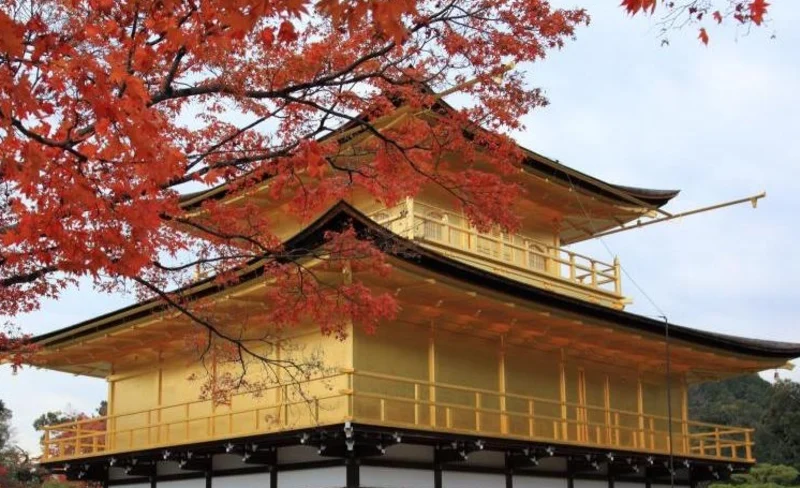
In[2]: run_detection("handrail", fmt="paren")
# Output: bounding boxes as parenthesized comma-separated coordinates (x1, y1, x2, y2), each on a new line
(42, 370, 753, 464)
(42, 370, 346, 432)
(353, 370, 749, 433)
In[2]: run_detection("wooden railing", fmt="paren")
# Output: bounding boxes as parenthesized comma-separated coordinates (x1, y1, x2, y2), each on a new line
(41, 370, 752, 463)
(41, 372, 350, 462)
(350, 370, 754, 462)
(371, 200, 624, 307)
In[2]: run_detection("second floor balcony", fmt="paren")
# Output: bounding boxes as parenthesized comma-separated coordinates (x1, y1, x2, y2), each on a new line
(370, 199, 626, 309)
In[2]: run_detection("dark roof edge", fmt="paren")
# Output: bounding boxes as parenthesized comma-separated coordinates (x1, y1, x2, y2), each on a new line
(31, 201, 798, 360)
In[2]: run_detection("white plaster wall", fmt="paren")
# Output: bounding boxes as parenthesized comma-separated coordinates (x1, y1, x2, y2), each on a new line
(278, 466, 346, 488)
(382, 444, 434, 463)
(361, 466, 434, 488)
(443, 471, 505, 488)
(515, 475, 569, 488)
(617, 482, 647, 488)
(157, 480, 206, 488)
(575, 480, 608, 488)
(213, 472, 271, 487)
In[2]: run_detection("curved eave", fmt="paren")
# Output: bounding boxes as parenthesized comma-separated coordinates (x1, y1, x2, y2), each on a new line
(29, 201, 796, 362)
(521, 148, 679, 208)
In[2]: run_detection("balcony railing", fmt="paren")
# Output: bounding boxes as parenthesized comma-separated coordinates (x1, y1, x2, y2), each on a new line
(41, 370, 752, 463)
(370, 200, 624, 308)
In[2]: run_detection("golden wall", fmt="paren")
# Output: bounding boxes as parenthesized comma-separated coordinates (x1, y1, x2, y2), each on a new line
(352, 322, 687, 451)
(106, 327, 353, 451)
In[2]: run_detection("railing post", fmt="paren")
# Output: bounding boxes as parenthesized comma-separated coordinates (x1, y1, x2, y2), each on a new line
(613, 257, 622, 295)
(715, 427, 722, 458)
(185, 404, 191, 441)
(745, 430, 753, 461)
(76, 424, 82, 455)
(528, 400, 535, 438)
(569, 254, 576, 281)
(590, 261, 598, 288)
(414, 384, 420, 426)
(475, 393, 482, 432)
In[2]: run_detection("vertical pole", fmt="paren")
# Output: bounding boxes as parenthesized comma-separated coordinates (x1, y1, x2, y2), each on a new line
(211, 347, 217, 437)
(745, 430, 753, 461)
(157, 364, 163, 445)
(577, 369, 587, 442)
(108, 378, 116, 452)
(346, 455, 360, 488)
(559, 351, 568, 441)
(613, 257, 622, 295)
(681, 377, 690, 455)
(604, 375, 612, 445)
(205, 459, 213, 488)
(505, 451, 514, 488)
(499, 337, 508, 435)
(270, 465, 278, 488)
(428, 325, 437, 427)
(150, 461, 157, 488)
(414, 384, 420, 426)
(434, 447, 443, 488)
(637, 376, 645, 448)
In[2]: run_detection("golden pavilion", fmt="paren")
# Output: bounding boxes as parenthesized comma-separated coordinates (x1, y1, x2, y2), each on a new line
(20, 104, 800, 488)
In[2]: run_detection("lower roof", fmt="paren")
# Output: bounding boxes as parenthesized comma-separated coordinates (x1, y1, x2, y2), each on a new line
(27, 201, 800, 362)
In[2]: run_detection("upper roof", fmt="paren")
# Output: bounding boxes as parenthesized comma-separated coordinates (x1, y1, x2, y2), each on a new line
(28, 201, 800, 364)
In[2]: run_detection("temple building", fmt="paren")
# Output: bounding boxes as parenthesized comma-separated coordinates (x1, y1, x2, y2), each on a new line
(20, 105, 800, 488)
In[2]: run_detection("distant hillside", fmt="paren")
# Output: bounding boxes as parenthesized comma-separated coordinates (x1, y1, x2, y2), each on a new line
(689, 375, 800, 469)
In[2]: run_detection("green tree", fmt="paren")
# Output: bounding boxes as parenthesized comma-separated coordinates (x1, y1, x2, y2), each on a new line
(758, 381, 800, 470)
(0, 399, 11, 451)
(713, 464, 799, 488)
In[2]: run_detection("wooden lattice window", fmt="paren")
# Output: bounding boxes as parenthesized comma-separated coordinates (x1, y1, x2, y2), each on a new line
(527, 241, 547, 271)
(423, 211, 445, 241)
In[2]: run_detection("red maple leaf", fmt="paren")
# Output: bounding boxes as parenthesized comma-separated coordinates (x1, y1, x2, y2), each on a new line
(749, 0, 770, 25)
(698, 27, 709, 45)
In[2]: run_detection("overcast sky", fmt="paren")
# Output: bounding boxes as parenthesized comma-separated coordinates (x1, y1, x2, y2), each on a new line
(2, 2, 799, 455)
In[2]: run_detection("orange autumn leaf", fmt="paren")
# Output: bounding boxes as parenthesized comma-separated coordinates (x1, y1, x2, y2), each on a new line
(699, 27, 709, 45)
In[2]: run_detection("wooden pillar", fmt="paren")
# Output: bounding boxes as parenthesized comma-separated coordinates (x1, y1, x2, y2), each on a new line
(499, 336, 508, 435)
(577, 368, 587, 442)
(434, 447, 443, 488)
(346, 456, 360, 488)
(150, 462, 157, 488)
(559, 351, 568, 440)
(604, 374, 612, 445)
(428, 325, 437, 427)
(681, 376, 690, 455)
(107, 376, 116, 452)
(637, 376, 645, 448)
(270, 465, 278, 488)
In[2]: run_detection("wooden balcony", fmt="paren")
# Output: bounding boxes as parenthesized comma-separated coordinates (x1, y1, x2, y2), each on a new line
(371, 200, 626, 309)
(41, 370, 752, 464)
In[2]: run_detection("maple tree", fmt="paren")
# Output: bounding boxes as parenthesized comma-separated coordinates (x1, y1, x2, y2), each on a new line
(0, 0, 772, 397)
(620, 0, 772, 45)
